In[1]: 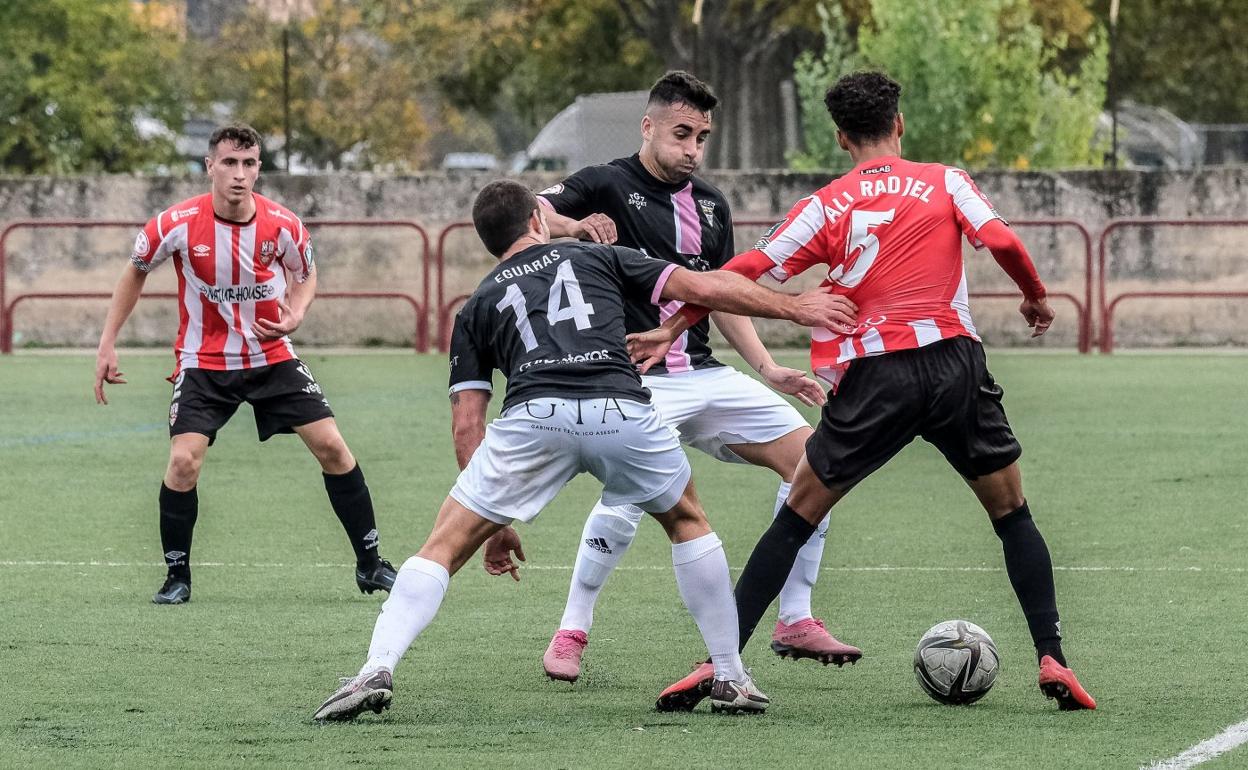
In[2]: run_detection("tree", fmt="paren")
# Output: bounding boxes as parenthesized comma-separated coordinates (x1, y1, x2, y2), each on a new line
(791, 0, 1107, 170)
(0, 0, 184, 173)
(612, 0, 824, 169)
(1110, 0, 1248, 123)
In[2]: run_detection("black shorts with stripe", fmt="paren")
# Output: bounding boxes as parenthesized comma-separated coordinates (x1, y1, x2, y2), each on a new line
(805, 337, 1022, 491)
(168, 359, 334, 445)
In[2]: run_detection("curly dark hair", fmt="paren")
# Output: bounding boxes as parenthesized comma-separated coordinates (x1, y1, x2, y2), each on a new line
(648, 70, 718, 113)
(208, 123, 262, 155)
(824, 72, 902, 144)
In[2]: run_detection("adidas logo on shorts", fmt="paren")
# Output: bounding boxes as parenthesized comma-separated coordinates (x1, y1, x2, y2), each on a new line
(584, 537, 612, 554)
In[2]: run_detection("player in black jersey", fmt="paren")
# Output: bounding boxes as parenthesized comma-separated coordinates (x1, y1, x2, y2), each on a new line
(525, 71, 860, 681)
(313, 181, 857, 721)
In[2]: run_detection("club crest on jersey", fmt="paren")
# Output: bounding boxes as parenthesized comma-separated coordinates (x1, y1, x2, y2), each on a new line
(259, 239, 277, 266)
(753, 218, 787, 250)
(627, 192, 646, 211)
(697, 199, 717, 226)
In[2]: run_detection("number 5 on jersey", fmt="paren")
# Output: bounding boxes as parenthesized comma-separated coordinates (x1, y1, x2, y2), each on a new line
(831, 208, 895, 288)
(496, 260, 597, 352)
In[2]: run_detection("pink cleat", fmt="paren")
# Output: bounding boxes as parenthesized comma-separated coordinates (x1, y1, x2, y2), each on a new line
(543, 629, 588, 682)
(770, 618, 862, 666)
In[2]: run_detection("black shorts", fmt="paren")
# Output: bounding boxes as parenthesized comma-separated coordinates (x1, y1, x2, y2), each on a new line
(806, 337, 1022, 491)
(168, 359, 335, 444)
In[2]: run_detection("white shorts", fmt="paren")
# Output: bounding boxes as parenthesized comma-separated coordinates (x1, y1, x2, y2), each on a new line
(643, 366, 810, 464)
(450, 397, 692, 526)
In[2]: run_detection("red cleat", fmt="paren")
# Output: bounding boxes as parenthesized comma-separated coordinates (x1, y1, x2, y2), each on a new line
(1038, 655, 1097, 710)
(655, 661, 715, 712)
(770, 618, 862, 666)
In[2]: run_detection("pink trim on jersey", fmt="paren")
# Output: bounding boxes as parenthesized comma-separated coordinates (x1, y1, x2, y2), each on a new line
(650, 263, 680, 305)
(536, 195, 555, 211)
(671, 182, 702, 256)
(658, 300, 692, 373)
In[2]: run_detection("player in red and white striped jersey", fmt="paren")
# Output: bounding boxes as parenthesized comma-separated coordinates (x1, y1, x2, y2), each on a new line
(94, 124, 396, 606)
(644, 72, 1095, 711)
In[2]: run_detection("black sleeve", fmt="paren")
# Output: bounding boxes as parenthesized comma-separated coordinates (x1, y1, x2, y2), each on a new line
(711, 198, 736, 269)
(608, 246, 677, 302)
(536, 166, 608, 221)
(447, 302, 495, 394)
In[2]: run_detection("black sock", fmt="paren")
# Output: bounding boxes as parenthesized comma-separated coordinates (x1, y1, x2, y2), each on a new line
(323, 463, 381, 569)
(993, 502, 1065, 665)
(734, 504, 820, 651)
(159, 483, 198, 581)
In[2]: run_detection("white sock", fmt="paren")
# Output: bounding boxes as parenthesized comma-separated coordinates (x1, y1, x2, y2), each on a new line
(558, 502, 642, 633)
(671, 532, 745, 682)
(775, 481, 831, 626)
(361, 555, 450, 674)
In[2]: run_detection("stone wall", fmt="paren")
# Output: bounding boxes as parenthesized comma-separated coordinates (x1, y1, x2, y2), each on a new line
(2, 168, 1245, 349)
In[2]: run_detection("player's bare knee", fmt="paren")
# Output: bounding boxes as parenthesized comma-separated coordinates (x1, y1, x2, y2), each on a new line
(310, 434, 354, 473)
(166, 448, 202, 487)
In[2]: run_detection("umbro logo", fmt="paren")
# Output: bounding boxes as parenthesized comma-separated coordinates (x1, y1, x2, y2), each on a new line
(192, 244, 210, 257)
(585, 537, 612, 554)
(363, 529, 379, 550)
(164, 550, 187, 564)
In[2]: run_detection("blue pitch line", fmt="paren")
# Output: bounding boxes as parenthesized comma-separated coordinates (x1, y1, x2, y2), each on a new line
(0, 422, 167, 449)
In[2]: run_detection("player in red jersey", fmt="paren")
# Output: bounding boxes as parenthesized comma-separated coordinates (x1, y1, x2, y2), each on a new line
(638, 72, 1096, 711)
(94, 124, 396, 605)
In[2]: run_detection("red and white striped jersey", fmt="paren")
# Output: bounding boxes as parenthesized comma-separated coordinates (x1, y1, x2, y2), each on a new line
(756, 156, 1003, 387)
(130, 192, 314, 376)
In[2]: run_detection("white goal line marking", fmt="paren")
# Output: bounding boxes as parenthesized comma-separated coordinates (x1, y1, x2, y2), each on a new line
(0, 560, 1243, 573)
(1144, 717, 1248, 769)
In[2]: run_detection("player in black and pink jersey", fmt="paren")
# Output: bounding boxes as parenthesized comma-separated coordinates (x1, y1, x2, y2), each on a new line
(519, 70, 861, 684)
(94, 124, 396, 605)
(638, 72, 1096, 712)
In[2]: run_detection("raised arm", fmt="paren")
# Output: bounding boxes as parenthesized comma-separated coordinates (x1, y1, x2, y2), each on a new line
(94, 263, 148, 404)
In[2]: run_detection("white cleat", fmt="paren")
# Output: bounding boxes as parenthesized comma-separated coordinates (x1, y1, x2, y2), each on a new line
(709, 671, 770, 715)
(313, 669, 393, 721)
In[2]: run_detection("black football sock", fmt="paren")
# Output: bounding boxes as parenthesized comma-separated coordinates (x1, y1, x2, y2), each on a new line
(323, 463, 382, 569)
(733, 504, 820, 651)
(993, 501, 1065, 666)
(159, 483, 198, 581)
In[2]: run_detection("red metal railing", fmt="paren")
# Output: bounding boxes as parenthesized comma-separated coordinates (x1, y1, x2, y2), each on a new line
(1098, 219, 1248, 352)
(0, 219, 433, 353)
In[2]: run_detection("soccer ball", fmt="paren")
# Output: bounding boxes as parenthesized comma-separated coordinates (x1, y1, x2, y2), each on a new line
(913, 620, 1000, 705)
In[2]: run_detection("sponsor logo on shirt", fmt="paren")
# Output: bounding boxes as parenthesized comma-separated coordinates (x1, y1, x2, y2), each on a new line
(200, 283, 277, 303)
(753, 218, 787, 250)
(517, 349, 612, 372)
(192, 244, 211, 257)
(170, 206, 199, 222)
(697, 198, 717, 226)
(860, 164, 892, 175)
(268, 207, 292, 222)
(627, 192, 647, 211)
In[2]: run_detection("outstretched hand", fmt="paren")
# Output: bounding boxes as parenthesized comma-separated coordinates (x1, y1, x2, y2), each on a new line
(760, 362, 827, 407)
(483, 526, 526, 581)
(1019, 297, 1054, 337)
(252, 301, 303, 341)
(793, 288, 858, 332)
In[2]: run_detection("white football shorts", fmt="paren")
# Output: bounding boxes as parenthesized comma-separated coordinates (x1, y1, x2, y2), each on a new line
(643, 366, 810, 464)
(450, 396, 692, 526)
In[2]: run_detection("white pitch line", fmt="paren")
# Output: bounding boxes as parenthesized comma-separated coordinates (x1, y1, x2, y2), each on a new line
(0, 560, 1244, 573)
(1144, 718, 1248, 769)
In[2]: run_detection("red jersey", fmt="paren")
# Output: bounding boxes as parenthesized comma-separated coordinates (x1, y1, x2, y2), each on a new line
(755, 156, 1011, 388)
(130, 192, 314, 376)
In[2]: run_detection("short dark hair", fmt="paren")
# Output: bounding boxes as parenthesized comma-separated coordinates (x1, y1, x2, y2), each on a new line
(648, 70, 718, 113)
(824, 72, 902, 144)
(209, 123, 262, 155)
(472, 180, 539, 257)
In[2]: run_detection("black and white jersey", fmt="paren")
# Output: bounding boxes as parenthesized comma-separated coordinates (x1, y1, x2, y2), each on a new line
(538, 154, 734, 375)
(448, 241, 677, 411)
